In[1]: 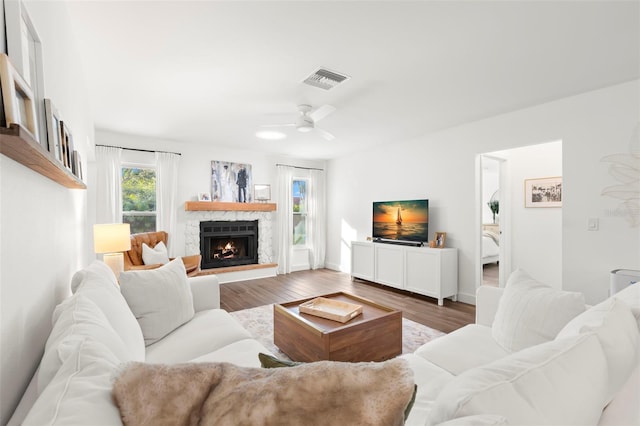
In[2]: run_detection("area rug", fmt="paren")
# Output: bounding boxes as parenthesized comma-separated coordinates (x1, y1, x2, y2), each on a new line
(230, 304, 446, 360)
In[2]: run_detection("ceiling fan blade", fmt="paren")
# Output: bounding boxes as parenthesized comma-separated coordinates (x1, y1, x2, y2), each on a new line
(260, 123, 296, 128)
(315, 127, 335, 141)
(309, 104, 336, 122)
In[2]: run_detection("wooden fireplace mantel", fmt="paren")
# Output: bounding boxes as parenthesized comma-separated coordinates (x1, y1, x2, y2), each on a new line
(184, 201, 277, 212)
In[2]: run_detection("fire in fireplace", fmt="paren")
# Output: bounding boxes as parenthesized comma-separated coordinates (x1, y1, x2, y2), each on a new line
(200, 220, 258, 269)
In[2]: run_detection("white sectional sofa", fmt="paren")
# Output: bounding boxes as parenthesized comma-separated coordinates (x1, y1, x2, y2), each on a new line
(10, 260, 272, 425)
(9, 261, 640, 425)
(403, 270, 640, 426)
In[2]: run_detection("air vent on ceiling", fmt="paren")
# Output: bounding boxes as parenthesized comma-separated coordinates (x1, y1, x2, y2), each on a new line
(303, 68, 350, 90)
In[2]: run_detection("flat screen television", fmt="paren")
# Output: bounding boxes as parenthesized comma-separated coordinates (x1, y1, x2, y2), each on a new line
(372, 199, 429, 244)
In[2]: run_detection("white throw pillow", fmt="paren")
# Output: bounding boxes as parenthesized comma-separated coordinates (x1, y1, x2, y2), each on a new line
(491, 269, 585, 352)
(70, 261, 145, 362)
(24, 338, 122, 425)
(427, 333, 609, 426)
(37, 295, 132, 394)
(556, 298, 639, 403)
(142, 241, 170, 265)
(119, 258, 195, 346)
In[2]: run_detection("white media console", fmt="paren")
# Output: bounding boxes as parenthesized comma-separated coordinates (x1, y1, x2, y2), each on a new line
(350, 241, 458, 306)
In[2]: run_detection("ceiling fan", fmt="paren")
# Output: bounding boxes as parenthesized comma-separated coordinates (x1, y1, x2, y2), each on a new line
(260, 104, 336, 141)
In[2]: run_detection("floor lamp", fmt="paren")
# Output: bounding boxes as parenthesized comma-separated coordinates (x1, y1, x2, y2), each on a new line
(93, 223, 131, 279)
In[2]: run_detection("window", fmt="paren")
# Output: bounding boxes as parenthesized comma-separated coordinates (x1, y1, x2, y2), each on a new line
(122, 166, 156, 234)
(292, 179, 308, 246)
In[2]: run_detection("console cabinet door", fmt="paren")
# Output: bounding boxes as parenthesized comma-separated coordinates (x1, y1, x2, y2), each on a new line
(374, 244, 404, 289)
(351, 242, 375, 281)
(405, 248, 439, 296)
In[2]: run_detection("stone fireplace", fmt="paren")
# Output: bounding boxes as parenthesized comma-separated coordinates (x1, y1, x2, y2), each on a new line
(184, 209, 274, 269)
(200, 220, 258, 269)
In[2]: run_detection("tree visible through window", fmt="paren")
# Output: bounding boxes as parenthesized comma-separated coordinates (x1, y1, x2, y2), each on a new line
(122, 167, 156, 234)
(293, 179, 307, 246)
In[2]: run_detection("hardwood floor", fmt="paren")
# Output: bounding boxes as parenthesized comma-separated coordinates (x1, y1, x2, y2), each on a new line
(220, 268, 475, 334)
(482, 263, 499, 287)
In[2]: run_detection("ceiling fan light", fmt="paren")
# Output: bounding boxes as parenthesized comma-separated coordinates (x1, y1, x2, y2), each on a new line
(255, 130, 286, 140)
(297, 125, 313, 133)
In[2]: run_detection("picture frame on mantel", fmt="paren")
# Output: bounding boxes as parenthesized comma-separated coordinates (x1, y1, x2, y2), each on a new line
(254, 184, 271, 202)
(435, 232, 447, 248)
(0, 53, 39, 142)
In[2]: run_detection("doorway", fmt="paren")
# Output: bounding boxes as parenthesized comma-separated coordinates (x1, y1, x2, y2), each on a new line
(480, 155, 504, 287)
(477, 140, 563, 290)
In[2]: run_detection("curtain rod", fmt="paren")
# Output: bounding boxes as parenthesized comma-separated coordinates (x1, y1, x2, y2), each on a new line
(95, 144, 181, 156)
(276, 163, 324, 171)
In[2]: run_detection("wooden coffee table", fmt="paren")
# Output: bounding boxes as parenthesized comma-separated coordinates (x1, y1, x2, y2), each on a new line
(273, 292, 402, 362)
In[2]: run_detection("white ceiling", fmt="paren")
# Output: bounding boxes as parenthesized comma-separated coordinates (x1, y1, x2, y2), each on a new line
(65, 1, 639, 160)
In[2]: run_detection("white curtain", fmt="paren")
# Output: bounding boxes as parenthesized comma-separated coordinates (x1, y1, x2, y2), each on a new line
(308, 169, 326, 269)
(156, 152, 180, 256)
(276, 165, 295, 274)
(95, 146, 122, 224)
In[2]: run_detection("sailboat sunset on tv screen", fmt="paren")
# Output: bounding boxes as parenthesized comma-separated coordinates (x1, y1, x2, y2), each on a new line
(372, 199, 429, 243)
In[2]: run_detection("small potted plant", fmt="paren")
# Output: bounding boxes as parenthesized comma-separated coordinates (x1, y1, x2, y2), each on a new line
(488, 200, 499, 224)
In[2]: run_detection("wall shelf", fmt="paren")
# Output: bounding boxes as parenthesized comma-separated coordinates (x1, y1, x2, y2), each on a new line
(184, 201, 277, 212)
(0, 123, 86, 189)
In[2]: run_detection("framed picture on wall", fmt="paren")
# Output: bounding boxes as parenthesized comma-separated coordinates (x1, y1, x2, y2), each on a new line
(525, 176, 562, 208)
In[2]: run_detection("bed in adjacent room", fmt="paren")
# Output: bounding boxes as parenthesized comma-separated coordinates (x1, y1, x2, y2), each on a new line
(482, 230, 500, 264)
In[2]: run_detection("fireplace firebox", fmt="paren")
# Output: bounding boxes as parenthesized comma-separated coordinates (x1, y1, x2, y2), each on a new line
(200, 220, 258, 269)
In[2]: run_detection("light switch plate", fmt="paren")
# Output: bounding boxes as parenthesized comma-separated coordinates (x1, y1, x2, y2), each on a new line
(588, 218, 599, 231)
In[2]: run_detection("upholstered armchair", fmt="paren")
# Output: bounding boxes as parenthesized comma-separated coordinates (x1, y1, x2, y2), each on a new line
(123, 231, 201, 277)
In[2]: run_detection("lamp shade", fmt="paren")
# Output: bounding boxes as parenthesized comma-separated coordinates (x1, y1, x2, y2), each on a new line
(93, 223, 131, 253)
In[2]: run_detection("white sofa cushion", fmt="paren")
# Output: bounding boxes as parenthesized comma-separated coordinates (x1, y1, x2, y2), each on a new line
(414, 324, 510, 375)
(120, 258, 195, 346)
(145, 309, 253, 363)
(613, 282, 640, 328)
(37, 295, 131, 394)
(24, 338, 122, 426)
(491, 269, 585, 352)
(142, 241, 170, 265)
(436, 415, 509, 425)
(70, 261, 145, 361)
(189, 338, 273, 368)
(557, 297, 639, 403)
(427, 332, 609, 426)
(401, 354, 455, 426)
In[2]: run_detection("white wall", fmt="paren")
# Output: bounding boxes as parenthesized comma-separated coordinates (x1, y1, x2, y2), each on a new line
(0, 1, 93, 422)
(505, 141, 563, 287)
(92, 129, 325, 260)
(326, 80, 639, 305)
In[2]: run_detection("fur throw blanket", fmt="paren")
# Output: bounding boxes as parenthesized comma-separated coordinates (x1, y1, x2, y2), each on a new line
(112, 358, 415, 426)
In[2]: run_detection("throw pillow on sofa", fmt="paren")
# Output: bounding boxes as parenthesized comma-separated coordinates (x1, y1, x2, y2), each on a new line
(556, 297, 639, 403)
(70, 261, 145, 361)
(24, 338, 122, 425)
(142, 241, 170, 265)
(120, 257, 195, 345)
(37, 295, 133, 394)
(491, 269, 585, 352)
(427, 332, 610, 426)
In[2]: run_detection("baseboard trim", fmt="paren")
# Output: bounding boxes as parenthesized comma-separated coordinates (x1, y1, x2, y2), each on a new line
(324, 262, 342, 272)
(456, 292, 476, 306)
